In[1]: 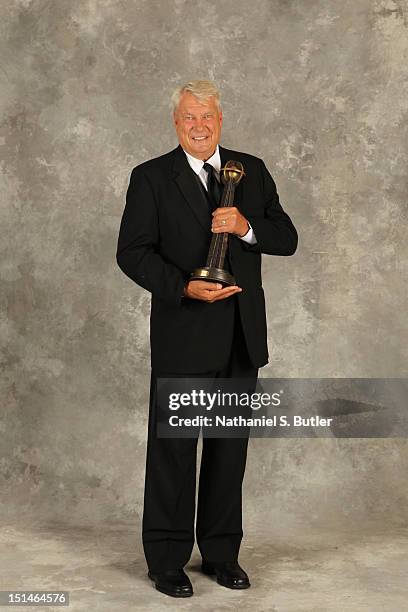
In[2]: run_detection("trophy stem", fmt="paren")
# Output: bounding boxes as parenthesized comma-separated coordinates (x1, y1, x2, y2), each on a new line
(191, 232, 235, 286)
(206, 232, 228, 269)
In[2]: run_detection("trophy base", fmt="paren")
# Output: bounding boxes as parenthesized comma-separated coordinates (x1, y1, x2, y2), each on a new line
(190, 267, 236, 286)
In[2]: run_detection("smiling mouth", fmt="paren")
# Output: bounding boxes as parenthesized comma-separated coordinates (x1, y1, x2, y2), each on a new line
(191, 135, 209, 142)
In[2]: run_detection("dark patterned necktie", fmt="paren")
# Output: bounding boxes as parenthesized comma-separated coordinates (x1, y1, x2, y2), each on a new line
(203, 162, 221, 211)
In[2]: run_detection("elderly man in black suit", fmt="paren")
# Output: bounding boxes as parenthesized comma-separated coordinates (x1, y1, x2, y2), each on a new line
(116, 80, 297, 598)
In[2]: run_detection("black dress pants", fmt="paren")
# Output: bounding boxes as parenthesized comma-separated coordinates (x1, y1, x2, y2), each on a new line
(142, 307, 258, 572)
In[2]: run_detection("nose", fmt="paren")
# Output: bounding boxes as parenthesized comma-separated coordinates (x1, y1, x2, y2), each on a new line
(193, 116, 205, 129)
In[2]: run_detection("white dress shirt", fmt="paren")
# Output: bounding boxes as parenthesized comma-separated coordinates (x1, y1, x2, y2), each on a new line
(183, 145, 257, 245)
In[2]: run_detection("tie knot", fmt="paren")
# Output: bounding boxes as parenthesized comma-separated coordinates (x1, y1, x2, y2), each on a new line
(203, 162, 214, 175)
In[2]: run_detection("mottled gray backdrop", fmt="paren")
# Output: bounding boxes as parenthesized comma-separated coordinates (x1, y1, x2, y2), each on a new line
(1, 0, 407, 533)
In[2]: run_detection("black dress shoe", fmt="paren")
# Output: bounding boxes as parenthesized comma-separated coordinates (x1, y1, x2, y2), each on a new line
(201, 560, 251, 589)
(148, 568, 193, 597)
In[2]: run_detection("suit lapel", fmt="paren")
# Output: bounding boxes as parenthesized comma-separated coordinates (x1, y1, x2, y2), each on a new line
(171, 144, 245, 230)
(172, 145, 211, 231)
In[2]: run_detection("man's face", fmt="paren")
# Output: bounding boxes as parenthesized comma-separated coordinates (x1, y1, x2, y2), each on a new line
(173, 92, 222, 160)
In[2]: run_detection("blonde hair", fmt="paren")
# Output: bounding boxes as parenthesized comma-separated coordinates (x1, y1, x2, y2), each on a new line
(171, 80, 221, 113)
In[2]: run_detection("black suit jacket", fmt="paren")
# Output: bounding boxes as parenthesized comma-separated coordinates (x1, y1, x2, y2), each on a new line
(116, 144, 298, 373)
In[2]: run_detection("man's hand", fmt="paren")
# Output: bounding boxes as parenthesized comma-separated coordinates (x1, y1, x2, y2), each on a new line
(184, 280, 242, 302)
(211, 206, 249, 237)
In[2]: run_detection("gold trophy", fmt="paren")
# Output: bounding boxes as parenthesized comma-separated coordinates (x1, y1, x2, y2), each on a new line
(190, 160, 245, 286)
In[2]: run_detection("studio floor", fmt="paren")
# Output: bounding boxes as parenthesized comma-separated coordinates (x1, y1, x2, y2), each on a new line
(0, 520, 407, 611)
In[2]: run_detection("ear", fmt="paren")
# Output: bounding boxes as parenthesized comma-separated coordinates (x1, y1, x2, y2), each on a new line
(173, 111, 178, 126)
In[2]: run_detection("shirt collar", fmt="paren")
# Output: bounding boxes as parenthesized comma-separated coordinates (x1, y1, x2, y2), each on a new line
(183, 145, 221, 175)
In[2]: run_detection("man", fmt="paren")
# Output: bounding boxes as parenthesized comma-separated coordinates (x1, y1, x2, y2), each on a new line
(116, 80, 298, 598)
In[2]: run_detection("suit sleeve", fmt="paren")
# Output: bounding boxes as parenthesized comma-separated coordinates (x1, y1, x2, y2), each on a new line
(116, 166, 187, 306)
(243, 160, 298, 256)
